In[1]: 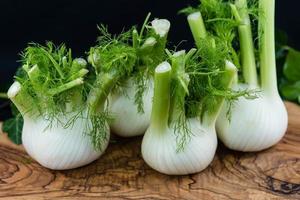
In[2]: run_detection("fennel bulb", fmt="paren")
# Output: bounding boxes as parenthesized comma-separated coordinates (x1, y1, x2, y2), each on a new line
(109, 78, 153, 137)
(184, 0, 288, 152)
(142, 50, 237, 175)
(216, 0, 288, 151)
(217, 84, 287, 151)
(143, 117, 217, 175)
(8, 80, 110, 170)
(21, 112, 109, 170)
(108, 18, 170, 137)
(8, 43, 111, 170)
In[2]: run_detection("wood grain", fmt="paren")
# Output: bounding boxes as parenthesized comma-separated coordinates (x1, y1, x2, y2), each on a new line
(0, 102, 299, 200)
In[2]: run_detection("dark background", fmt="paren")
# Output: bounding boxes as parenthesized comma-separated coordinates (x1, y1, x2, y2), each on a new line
(0, 0, 299, 118)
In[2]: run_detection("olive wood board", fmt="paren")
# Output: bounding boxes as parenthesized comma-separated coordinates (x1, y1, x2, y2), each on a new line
(0, 102, 299, 200)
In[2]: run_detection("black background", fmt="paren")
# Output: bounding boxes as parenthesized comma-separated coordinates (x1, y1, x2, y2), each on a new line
(0, 0, 299, 85)
(0, 0, 299, 116)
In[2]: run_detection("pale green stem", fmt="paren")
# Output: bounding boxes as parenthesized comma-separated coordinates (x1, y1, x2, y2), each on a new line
(62, 56, 68, 68)
(40, 48, 65, 78)
(132, 29, 139, 49)
(239, 25, 258, 87)
(70, 58, 87, 76)
(139, 37, 157, 54)
(87, 71, 119, 115)
(88, 49, 101, 73)
(26, 65, 46, 114)
(7, 81, 36, 116)
(150, 62, 172, 132)
(66, 66, 88, 109)
(185, 48, 197, 63)
(230, 3, 242, 23)
(202, 61, 237, 127)
(210, 38, 216, 49)
(259, 0, 278, 95)
(187, 12, 217, 49)
(169, 51, 187, 124)
(49, 78, 84, 95)
(28, 64, 40, 83)
(139, 13, 151, 38)
(153, 19, 170, 58)
(68, 68, 89, 80)
(235, 0, 250, 24)
(187, 12, 207, 48)
(232, 70, 239, 86)
(232, 0, 258, 87)
(68, 89, 83, 111)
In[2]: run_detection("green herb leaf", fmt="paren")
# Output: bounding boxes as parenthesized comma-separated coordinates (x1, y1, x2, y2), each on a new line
(2, 113, 23, 144)
(275, 29, 288, 50)
(283, 48, 300, 82)
(280, 80, 300, 101)
(0, 93, 8, 99)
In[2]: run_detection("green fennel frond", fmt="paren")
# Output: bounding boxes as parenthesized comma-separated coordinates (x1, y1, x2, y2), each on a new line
(209, 85, 259, 121)
(173, 104, 192, 153)
(181, 0, 240, 68)
(168, 50, 194, 152)
(185, 38, 232, 119)
(97, 24, 133, 47)
(89, 25, 137, 77)
(179, 0, 259, 125)
(88, 108, 111, 151)
(16, 42, 88, 121)
(131, 15, 169, 113)
(178, 6, 199, 15)
(171, 80, 193, 152)
(133, 71, 148, 114)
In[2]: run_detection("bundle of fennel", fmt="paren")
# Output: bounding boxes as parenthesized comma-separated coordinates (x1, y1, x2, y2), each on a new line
(1, 0, 288, 175)
(5, 15, 171, 170)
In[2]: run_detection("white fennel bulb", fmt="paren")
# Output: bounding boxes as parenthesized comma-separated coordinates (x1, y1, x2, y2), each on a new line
(142, 53, 237, 175)
(143, 117, 217, 175)
(7, 43, 114, 170)
(216, 0, 288, 151)
(108, 18, 170, 137)
(109, 79, 153, 137)
(217, 84, 288, 151)
(22, 113, 109, 170)
(8, 80, 110, 170)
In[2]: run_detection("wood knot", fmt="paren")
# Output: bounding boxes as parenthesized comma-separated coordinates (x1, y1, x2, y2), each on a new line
(266, 176, 300, 195)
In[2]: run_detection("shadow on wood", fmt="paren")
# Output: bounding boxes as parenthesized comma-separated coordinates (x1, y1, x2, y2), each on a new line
(0, 102, 299, 199)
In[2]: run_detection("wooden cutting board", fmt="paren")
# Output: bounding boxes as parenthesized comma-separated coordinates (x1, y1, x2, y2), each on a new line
(0, 102, 299, 200)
